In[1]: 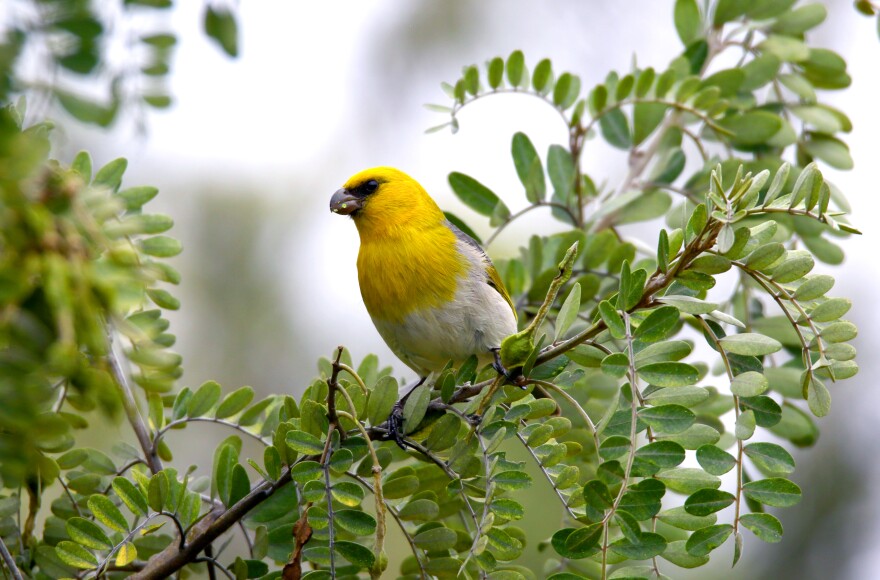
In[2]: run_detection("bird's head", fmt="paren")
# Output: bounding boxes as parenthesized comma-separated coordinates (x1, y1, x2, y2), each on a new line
(330, 167, 444, 235)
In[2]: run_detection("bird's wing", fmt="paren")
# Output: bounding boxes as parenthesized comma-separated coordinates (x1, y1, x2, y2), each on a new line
(445, 220, 517, 320)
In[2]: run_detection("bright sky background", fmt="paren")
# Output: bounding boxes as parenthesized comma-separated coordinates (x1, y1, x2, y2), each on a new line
(62, 1, 880, 577)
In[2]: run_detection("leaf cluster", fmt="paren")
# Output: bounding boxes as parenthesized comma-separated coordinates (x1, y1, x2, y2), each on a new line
(0, 1, 870, 579)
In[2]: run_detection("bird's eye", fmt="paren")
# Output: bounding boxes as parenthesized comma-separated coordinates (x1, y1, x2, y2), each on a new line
(363, 180, 379, 194)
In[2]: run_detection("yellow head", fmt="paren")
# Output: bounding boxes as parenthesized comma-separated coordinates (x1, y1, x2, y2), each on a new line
(330, 167, 445, 239)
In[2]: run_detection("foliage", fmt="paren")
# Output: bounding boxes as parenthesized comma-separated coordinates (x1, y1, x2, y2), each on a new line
(0, 1, 869, 579)
(1, 0, 239, 129)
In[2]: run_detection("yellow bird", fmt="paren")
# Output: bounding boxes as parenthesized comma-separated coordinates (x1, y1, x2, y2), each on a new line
(330, 167, 518, 389)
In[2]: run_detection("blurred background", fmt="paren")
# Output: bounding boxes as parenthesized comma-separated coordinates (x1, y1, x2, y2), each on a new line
(34, 1, 880, 578)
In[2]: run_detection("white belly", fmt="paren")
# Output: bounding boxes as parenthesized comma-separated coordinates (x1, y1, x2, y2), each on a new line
(373, 260, 517, 377)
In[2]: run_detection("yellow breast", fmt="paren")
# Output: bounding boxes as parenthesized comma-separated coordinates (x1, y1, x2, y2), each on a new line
(357, 224, 465, 322)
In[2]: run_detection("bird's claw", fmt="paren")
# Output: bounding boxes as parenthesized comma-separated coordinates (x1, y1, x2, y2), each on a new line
(386, 402, 408, 450)
(465, 413, 482, 427)
(492, 349, 527, 388)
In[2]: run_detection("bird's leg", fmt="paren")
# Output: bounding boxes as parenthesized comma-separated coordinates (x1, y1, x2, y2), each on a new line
(386, 376, 426, 450)
(491, 348, 526, 388)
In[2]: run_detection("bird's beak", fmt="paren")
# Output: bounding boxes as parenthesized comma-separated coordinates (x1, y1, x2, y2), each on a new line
(330, 188, 361, 215)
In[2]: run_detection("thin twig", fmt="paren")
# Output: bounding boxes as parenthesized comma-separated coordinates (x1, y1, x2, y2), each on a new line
(108, 327, 162, 474)
(0, 536, 23, 580)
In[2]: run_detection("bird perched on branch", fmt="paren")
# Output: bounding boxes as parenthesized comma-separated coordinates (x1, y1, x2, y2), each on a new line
(330, 167, 519, 432)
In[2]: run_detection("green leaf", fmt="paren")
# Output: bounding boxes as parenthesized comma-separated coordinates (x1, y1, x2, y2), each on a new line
(334, 509, 377, 536)
(674, 0, 702, 45)
(547, 144, 576, 200)
(87, 495, 129, 533)
(148, 471, 169, 512)
(601, 353, 629, 379)
(634, 306, 680, 343)
(598, 300, 625, 339)
(772, 3, 827, 35)
(506, 50, 525, 86)
(146, 288, 179, 310)
(139, 236, 183, 258)
(112, 477, 148, 517)
(645, 385, 709, 408)
(618, 479, 666, 520)
(331, 482, 366, 507)
(713, 0, 749, 25)
(790, 105, 843, 133)
(684, 489, 735, 516)
(563, 523, 603, 556)
(56, 541, 98, 569)
(599, 108, 632, 149)
(633, 102, 667, 146)
(382, 475, 419, 499)
(805, 297, 851, 323)
(511, 132, 545, 203)
(263, 446, 281, 480)
(533, 59, 553, 93)
(71, 151, 92, 181)
(94, 158, 128, 192)
(656, 467, 720, 494)
(402, 381, 430, 434)
(286, 430, 324, 455)
(215, 386, 255, 419)
(661, 539, 711, 569)
(115, 542, 137, 567)
(291, 461, 323, 484)
(582, 480, 614, 510)
(807, 378, 831, 417)
(334, 540, 375, 569)
(229, 464, 250, 506)
(637, 362, 699, 387)
(553, 73, 581, 109)
(638, 405, 695, 435)
(794, 275, 834, 301)
(634, 441, 686, 469)
(366, 375, 398, 427)
(820, 321, 858, 343)
(718, 112, 783, 146)
(719, 333, 782, 356)
(413, 526, 458, 551)
(739, 513, 784, 543)
(398, 498, 439, 520)
(493, 470, 532, 491)
(730, 371, 768, 397)
(187, 380, 222, 417)
(804, 134, 853, 170)
(490, 498, 525, 521)
(448, 172, 505, 217)
(488, 57, 504, 89)
(657, 295, 718, 314)
(685, 524, 732, 557)
(66, 517, 112, 550)
(759, 35, 810, 63)
(555, 283, 581, 341)
(696, 445, 736, 475)
(610, 532, 667, 559)
(117, 186, 159, 211)
(741, 54, 781, 91)
(659, 506, 718, 532)
(742, 478, 801, 507)
(735, 409, 756, 440)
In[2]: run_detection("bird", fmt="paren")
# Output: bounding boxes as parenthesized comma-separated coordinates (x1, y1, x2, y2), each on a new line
(330, 167, 519, 433)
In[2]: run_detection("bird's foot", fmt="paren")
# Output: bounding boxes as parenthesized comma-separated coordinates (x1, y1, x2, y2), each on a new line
(492, 349, 527, 388)
(386, 401, 408, 451)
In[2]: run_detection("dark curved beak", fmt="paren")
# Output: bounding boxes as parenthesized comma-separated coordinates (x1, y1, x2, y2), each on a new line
(330, 188, 361, 215)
